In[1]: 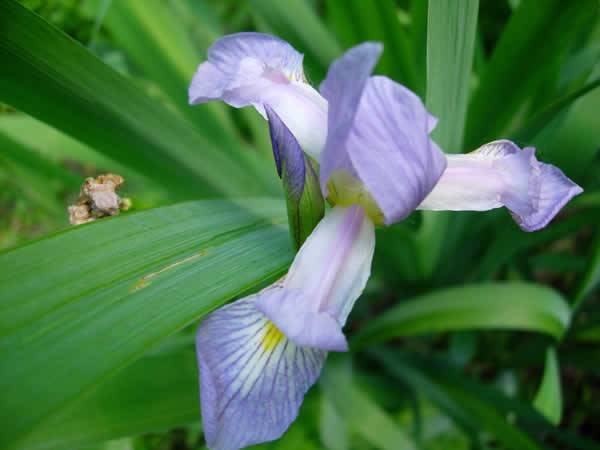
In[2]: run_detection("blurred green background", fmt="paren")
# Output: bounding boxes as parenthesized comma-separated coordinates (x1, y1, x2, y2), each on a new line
(0, 0, 599, 449)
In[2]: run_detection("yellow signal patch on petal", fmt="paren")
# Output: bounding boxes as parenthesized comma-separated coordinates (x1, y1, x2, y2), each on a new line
(261, 320, 285, 351)
(327, 171, 384, 225)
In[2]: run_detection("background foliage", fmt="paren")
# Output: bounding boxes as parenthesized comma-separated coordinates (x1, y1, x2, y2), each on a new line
(0, 0, 599, 449)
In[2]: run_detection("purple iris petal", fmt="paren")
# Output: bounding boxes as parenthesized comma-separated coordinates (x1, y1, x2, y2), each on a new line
(196, 297, 326, 450)
(320, 45, 447, 225)
(189, 32, 304, 106)
(256, 287, 348, 351)
(189, 32, 327, 158)
(256, 205, 375, 348)
(418, 140, 583, 231)
(265, 105, 305, 199)
(319, 43, 382, 186)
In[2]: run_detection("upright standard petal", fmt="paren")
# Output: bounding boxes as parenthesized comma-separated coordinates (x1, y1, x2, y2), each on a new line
(197, 296, 326, 450)
(320, 44, 446, 225)
(256, 205, 375, 351)
(418, 140, 583, 231)
(189, 32, 327, 158)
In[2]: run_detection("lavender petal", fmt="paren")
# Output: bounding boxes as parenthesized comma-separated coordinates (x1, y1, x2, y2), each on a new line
(196, 297, 326, 450)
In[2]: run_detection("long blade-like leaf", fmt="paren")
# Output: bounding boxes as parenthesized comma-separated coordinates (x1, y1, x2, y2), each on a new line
(321, 356, 417, 450)
(352, 283, 571, 349)
(19, 349, 199, 450)
(98, 0, 238, 142)
(0, 198, 292, 449)
(371, 350, 549, 450)
(465, 0, 598, 148)
(250, 0, 340, 78)
(533, 347, 562, 425)
(417, 0, 479, 280)
(426, 0, 479, 153)
(0, 1, 278, 198)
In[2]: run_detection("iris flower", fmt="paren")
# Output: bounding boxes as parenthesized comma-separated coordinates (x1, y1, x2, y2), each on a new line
(189, 33, 582, 450)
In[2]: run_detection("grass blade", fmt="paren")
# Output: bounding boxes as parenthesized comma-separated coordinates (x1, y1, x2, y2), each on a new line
(250, 0, 340, 78)
(426, 0, 479, 153)
(321, 355, 417, 450)
(465, 0, 598, 148)
(98, 0, 238, 142)
(533, 347, 562, 425)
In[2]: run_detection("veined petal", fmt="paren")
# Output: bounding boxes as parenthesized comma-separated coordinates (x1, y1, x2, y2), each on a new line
(320, 44, 446, 225)
(256, 287, 348, 351)
(418, 140, 583, 231)
(265, 105, 305, 197)
(189, 32, 327, 158)
(319, 43, 383, 191)
(197, 297, 326, 450)
(257, 205, 375, 344)
(189, 32, 304, 104)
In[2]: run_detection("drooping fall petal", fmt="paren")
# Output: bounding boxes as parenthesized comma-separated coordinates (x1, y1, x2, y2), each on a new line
(196, 297, 326, 450)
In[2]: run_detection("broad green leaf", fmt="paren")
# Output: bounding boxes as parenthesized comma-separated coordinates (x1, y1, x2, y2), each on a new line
(426, 0, 479, 153)
(19, 349, 199, 450)
(533, 347, 562, 425)
(96, 0, 238, 142)
(352, 283, 571, 349)
(0, 1, 278, 198)
(0, 198, 292, 449)
(321, 355, 417, 450)
(465, 0, 598, 148)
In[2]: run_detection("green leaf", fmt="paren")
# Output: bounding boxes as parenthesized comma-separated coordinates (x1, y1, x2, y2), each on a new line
(573, 230, 600, 312)
(0, 1, 278, 198)
(18, 349, 199, 450)
(0, 132, 81, 218)
(321, 355, 417, 450)
(371, 350, 548, 450)
(465, 0, 598, 148)
(0, 198, 292, 449)
(533, 347, 562, 425)
(533, 68, 600, 181)
(418, 0, 479, 279)
(325, 0, 418, 92)
(0, 114, 169, 208)
(97, 0, 238, 141)
(250, 0, 341, 77)
(426, 0, 479, 152)
(511, 79, 600, 143)
(352, 283, 571, 349)
(474, 208, 600, 281)
(319, 395, 349, 450)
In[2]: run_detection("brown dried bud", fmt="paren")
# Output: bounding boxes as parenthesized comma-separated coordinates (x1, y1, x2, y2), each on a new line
(68, 173, 131, 225)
